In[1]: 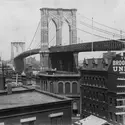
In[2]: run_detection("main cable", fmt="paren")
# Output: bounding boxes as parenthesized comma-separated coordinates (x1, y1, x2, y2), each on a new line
(64, 13, 125, 38)
(77, 12, 125, 34)
(27, 20, 41, 50)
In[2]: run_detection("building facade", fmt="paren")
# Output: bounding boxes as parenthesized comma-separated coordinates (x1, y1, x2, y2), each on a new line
(80, 53, 125, 125)
(35, 70, 80, 116)
(0, 86, 72, 125)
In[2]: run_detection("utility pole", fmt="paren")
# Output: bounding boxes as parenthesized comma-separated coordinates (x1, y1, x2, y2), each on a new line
(92, 17, 94, 52)
(120, 30, 122, 39)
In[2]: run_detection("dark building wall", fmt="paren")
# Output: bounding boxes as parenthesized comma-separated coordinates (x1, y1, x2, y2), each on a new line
(107, 73, 117, 92)
(50, 52, 78, 72)
(0, 102, 72, 125)
(0, 74, 5, 90)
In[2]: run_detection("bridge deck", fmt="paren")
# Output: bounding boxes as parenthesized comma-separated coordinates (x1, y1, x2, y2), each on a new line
(49, 39, 125, 53)
(14, 39, 125, 59)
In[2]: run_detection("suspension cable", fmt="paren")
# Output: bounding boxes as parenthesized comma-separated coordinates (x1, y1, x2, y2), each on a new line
(50, 12, 124, 43)
(77, 12, 125, 33)
(27, 20, 41, 50)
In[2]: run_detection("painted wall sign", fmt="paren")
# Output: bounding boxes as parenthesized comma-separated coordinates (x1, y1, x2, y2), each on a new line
(112, 56, 125, 74)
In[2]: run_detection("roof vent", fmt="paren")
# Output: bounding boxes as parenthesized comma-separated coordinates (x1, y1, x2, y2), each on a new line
(92, 58, 98, 68)
(93, 58, 98, 65)
(102, 58, 108, 67)
(83, 59, 88, 67)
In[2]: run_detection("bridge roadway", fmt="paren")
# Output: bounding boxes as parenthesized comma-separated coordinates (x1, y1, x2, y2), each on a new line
(14, 39, 125, 60)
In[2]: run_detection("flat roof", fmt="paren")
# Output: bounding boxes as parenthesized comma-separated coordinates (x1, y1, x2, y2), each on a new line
(0, 87, 69, 110)
(74, 115, 109, 125)
(38, 71, 80, 77)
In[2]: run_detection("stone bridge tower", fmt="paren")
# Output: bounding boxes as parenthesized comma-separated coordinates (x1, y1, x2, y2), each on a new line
(11, 42, 25, 61)
(40, 8, 77, 71)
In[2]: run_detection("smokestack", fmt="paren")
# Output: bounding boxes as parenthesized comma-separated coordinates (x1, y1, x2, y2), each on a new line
(0, 61, 5, 90)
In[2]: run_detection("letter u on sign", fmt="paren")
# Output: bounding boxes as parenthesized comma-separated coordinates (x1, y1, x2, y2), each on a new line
(113, 66, 118, 72)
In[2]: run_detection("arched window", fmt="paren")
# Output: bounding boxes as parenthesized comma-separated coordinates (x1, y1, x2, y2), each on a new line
(58, 82, 63, 93)
(48, 20, 56, 47)
(43, 81, 47, 91)
(72, 82, 77, 94)
(50, 82, 53, 93)
(65, 82, 70, 94)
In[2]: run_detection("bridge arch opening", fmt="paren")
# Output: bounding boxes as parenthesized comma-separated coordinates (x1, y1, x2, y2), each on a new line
(48, 19, 57, 48)
(62, 20, 70, 45)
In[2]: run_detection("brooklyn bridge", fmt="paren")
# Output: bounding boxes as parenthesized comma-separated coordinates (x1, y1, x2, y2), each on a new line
(11, 8, 125, 74)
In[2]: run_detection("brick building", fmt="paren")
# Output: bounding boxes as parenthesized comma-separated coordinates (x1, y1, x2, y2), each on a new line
(36, 70, 80, 116)
(79, 52, 125, 125)
(0, 86, 72, 125)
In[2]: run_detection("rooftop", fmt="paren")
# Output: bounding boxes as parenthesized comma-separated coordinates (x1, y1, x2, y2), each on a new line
(38, 70, 80, 77)
(0, 86, 69, 110)
(74, 115, 109, 125)
(80, 52, 116, 71)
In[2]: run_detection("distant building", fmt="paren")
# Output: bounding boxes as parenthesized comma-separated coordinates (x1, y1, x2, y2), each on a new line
(79, 52, 125, 125)
(0, 86, 72, 125)
(36, 70, 80, 116)
(26, 57, 36, 64)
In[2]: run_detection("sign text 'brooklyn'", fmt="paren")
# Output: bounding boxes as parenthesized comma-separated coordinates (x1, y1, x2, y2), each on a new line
(113, 56, 125, 73)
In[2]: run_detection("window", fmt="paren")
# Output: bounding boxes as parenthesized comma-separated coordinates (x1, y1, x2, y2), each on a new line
(109, 97, 112, 104)
(45, 81, 47, 91)
(118, 101, 122, 106)
(96, 105, 98, 109)
(49, 112, 63, 125)
(58, 82, 63, 93)
(93, 104, 95, 113)
(119, 115, 123, 123)
(90, 104, 91, 107)
(65, 82, 70, 94)
(102, 106, 105, 111)
(51, 116, 62, 125)
(109, 112, 113, 120)
(20, 117, 36, 125)
(114, 99, 117, 106)
(72, 82, 77, 94)
(43, 80, 47, 91)
(50, 82, 53, 93)
(93, 91, 96, 99)
(114, 114, 117, 122)
(96, 92, 99, 99)
(102, 93, 106, 102)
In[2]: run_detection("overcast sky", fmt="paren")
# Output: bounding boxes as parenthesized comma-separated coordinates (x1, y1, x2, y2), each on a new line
(0, 0, 125, 60)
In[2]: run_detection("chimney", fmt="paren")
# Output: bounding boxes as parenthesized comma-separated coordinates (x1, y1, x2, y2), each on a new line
(0, 61, 5, 90)
(7, 83, 12, 94)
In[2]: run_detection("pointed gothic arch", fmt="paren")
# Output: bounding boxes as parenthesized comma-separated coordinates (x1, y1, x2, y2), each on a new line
(62, 20, 70, 45)
(48, 19, 57, 47)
